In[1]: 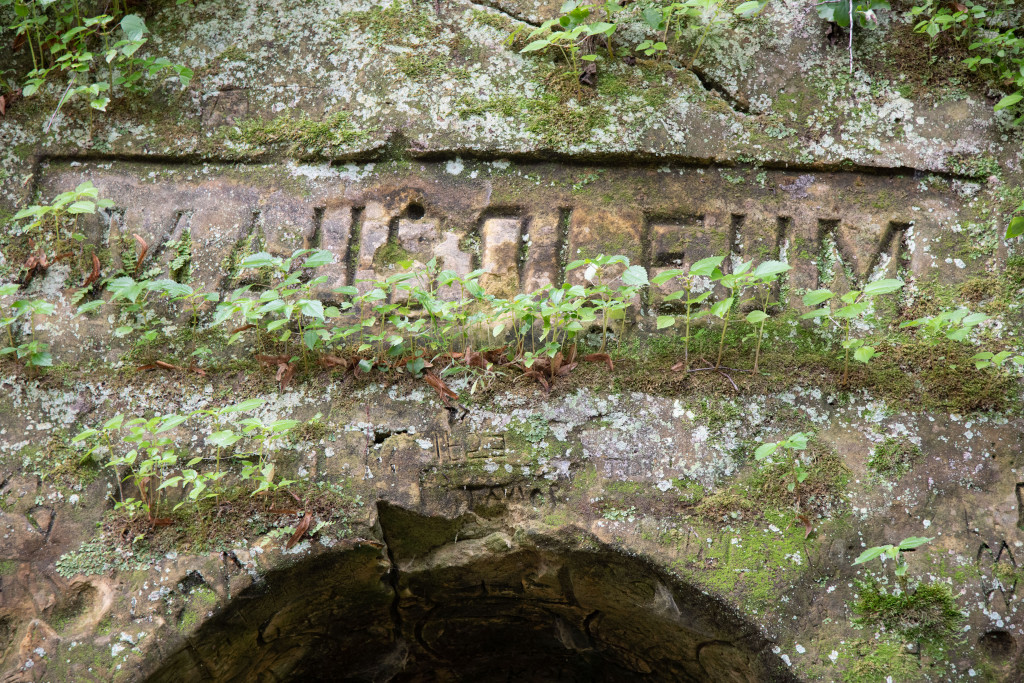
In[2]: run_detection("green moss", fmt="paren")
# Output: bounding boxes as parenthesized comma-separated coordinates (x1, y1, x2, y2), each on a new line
(231, 110, 371, 156)
(840, 638, 922, 683)
(0, 560, 17, 575)
(945, 153, 1002, 180)
(373, 240, 413, 267)
(336, 0, 436, 46)
(393, 53, 452, 80)
(867, 437, 922, 478)
(852, 580, 963, 646)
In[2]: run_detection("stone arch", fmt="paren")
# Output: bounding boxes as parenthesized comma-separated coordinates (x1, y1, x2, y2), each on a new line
(143, 504, 794, 683)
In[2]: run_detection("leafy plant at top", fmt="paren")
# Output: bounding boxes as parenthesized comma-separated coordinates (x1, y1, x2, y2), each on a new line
(2, 2, 192, 127)
(817, 0, 890, 28)
(801, 278, 904, 385)
(13, 180, 113, 253)
(519, 1, 619, 77)
(910, 0, 1024, 124)
(816, 0, 890, 73)
(853, 536, 933, 590)
(754, 431, 810, 496)
(641, 0, 731, 67)
(0, 285, 55, 369)
(652, 255, 724, 373)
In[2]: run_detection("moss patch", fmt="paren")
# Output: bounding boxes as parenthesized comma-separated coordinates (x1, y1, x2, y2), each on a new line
(852, 580, 963, 646)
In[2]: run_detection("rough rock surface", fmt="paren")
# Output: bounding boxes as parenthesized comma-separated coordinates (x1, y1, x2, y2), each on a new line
(0, 0, 1023, 681)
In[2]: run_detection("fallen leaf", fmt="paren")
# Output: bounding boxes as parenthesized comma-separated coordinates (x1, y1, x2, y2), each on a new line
(583, 353, 614, 371)
(277, 362, 296, 389)
(150, 517, 174, 527)
(155, 360, 180, 371)
(230, 323, 256, 334)
(521, 368, 550, 391)
(424, 371, 457, 404)
(550, 351, 562, 378)
(0, 94, 5, 117)
(12, 34, 25, 52)
(286, 512, 313, 549)
(82, 253, 101, 288)
(321, 354, 349, 369)
(556, 362, 577, 377)
(132, 233, 148, 274)
(796, 513, 814, 539)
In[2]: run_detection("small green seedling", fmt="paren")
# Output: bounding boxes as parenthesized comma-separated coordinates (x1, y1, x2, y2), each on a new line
(853, 536, 933, 589)
(653, 255, 724, 373)
(900, 308, 989, 342)
(801, 278, 904, 385)
(0, 288, 56, 369)
(755, 431, 810, 494)
(971, 350, 1024, 372)
(520, 1, 617, 77)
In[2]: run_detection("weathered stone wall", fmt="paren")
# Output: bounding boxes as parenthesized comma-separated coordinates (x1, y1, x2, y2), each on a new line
(1, 0, 1023, 681)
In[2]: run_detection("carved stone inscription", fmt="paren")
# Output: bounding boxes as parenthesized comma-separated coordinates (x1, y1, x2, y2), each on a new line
(28, 159, 970, 307)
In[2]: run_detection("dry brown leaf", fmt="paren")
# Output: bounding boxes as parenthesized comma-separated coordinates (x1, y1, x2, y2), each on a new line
(521, 368, 550, 391)
(278, 362, 296, 389)
(556, 362, 577, 377)
(230, 323, 256, 334)
(12, 34, 25, 52)
(286, 512, 313, 549)
(550, 351, 563, 378)
(155, 360, 180, 371)
(796, 513, 814, 539)
(583, 353, 614, 371)
(132, 233, 148, 274)
(564, 343, 577, 365)
(150, 517, 174, 527)
(424, 372, 458, 403)
(189, 365, 208, 377)
(0, 94, 5, 117)
(670, 361, 686, 372)
(321, 354, 349, 369)
(82, 253, 101, 288)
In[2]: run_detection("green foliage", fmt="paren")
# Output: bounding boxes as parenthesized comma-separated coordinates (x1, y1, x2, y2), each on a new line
(652, 254, 724, 372)
(900, 307, 989, 342)
(71, 398, 300, 523)
(801, 278, 904, 384)
(13, 180, 113, 252)
(1, 1, 191, 126)
(754, 431, 810, 494)
(518, 0, 620, 77)
(910, 0, 1024, 124)
(0, 287, 54, 369)
(853, 536, 933, 585)
(817, 0, 890, 29)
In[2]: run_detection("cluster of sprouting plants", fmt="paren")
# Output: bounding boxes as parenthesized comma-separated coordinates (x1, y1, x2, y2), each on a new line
(72, 398, 298, 525)
(5, 234, 1023, 388)
(510, 0, 1023, 125)
(512, 0, 768, 77)
(0, 0, 192, 125)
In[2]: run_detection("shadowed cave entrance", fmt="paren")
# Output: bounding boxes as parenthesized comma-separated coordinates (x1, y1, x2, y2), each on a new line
(145, 503, 794, 682)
